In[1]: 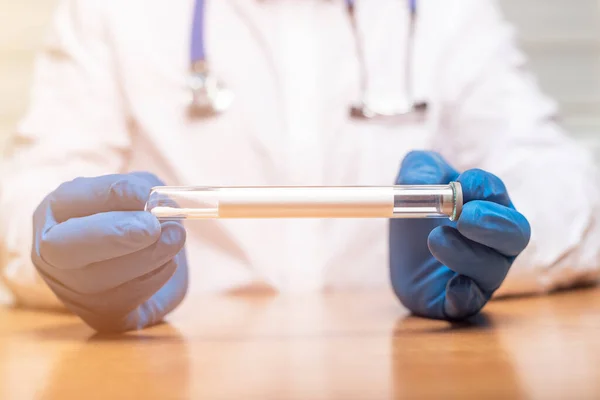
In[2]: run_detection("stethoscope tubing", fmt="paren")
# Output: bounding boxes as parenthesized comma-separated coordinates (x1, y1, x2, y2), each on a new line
(188, 0, 420, 118)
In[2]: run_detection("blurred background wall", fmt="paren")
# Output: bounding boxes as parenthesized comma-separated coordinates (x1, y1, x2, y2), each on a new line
(0, 0, 599, 160)
(501, 0, 600, 162)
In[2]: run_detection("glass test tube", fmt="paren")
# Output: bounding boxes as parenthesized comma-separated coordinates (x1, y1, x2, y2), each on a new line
(145, 183, 463, 221)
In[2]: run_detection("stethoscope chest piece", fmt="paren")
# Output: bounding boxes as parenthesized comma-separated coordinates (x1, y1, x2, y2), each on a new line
(188, 63, 234, 118)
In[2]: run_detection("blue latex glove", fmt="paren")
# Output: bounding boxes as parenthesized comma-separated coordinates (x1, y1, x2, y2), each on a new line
(32, 172, 188, 333)
(390, 151, 531, 320)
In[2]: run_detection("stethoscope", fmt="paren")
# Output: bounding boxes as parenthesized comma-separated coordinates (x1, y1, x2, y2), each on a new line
(188, 0, 425, 120)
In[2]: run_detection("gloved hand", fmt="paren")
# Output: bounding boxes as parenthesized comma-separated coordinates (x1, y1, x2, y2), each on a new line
(31, 172, 188, 333)
(390, 151, 531, 320)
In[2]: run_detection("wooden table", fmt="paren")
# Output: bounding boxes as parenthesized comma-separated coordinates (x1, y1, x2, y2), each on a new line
(1, 287, 600, 399)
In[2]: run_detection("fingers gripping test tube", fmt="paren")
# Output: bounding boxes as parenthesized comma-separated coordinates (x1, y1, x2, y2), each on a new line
(145, 183, 463, 221)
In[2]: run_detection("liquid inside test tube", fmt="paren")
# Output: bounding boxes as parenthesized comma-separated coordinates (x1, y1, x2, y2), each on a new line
(145, 184, 462, 221)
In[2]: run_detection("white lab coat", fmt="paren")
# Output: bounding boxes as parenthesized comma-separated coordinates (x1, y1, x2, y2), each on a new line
(0, 0, 599, 309)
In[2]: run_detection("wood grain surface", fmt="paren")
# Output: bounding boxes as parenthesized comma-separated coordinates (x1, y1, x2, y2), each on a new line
(1, 287, 599, 399)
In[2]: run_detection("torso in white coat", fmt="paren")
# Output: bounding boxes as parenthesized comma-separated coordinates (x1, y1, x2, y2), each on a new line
(5, 0, 598, 306)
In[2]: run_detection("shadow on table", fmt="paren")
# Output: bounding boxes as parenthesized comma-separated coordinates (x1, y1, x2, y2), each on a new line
(25, 319, 184, 342)
(392, 312, 495, 335)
